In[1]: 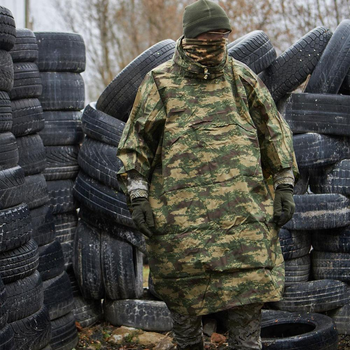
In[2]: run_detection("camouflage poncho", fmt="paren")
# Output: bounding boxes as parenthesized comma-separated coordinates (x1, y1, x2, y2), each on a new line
(117, 37, 299, 316)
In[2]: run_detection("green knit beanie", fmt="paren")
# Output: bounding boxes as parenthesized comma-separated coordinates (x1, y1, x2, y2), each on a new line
(183, 0, 231, 38)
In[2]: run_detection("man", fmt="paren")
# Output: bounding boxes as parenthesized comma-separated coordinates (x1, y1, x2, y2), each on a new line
(117, 0, 299, 348)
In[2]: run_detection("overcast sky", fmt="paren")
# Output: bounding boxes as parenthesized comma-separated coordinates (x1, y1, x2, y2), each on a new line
(1, 0, 64, 31)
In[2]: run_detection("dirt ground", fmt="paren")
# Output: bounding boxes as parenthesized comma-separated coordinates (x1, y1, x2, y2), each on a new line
(75, 321, 350, 349)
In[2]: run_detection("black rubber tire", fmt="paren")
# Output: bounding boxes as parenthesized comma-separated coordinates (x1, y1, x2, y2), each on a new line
(49, 312, 78, 350)
(284, 193, 350, 231)
(228, 30, 276, 74)
(35, 32, 86, 73)
(43, 271, 74, 321)
(0, 91, 12, 132)
(78, 137, 123, 190)
(104, 296, 173, 332)
(0, 324, 15, 350)
(39, 111, 83, 146)
(0, 165, 25, 209)
(9, 62, 42, 100)
(16, 133, 46, 176)
(284, 254, 310, 286)
(0, 203, 32, 253)
(73, 295, 102, 328)
(96, 39, 175, 121)
(0, 238, 39, 284)
(10, 28, 38, 63)
(30, 204, 56, 247)
(0, 6, 16, 51)
(101, 232, 143, 300)
(279, 229, 311, 260)
(0, 131, 19, 170)
(79, 205, 146, 254)
(10, 305, 51, 350)
(46, 180, 77, 215)
(284, 93, 350, 136)
(293, 133, 350, 169)
(259, 26, 332, 103)
(261, 310, 338, 350)
(11, 98, 44, 137)
(73, 219, 104, 300)
(43, 145, 79, 181)
(272, 279, 350, 313)
(309, 159, 350, 196)
(81, 102, 125, 147)
(54, 213, 77, 270)
(73, 171, 133, 227)
(0, 49, 13, 91)
(39, 72, 85, 111)
(325, 303, 350, 335)
(305, 20, 350, 94)
(0, 275, 8, 328)
(23, 174, 49, 210)
(37, 240, 65, 281)
(312, 251, 350, 282)
(5, 270, 43, 323)
(312, 226, 350, 253)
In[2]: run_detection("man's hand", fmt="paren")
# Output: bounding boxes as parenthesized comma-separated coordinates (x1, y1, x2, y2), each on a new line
(131, 197, 155, 238)
(271, 184, 295, 228)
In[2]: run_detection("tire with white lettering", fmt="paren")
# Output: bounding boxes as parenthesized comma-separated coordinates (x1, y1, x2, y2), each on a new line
(272, 279, 350, 313)
(305, 19, 350, 94)
(96, 39, 176, 121)
(261, 310, 338, 350)
(81, 102, 125, 147)
(35, 32, 85, 73)
(259, 26, 332, 103)
(228, 30, 276, 74)
(10, 28, 38, 62)
(0, 6, 16, 51)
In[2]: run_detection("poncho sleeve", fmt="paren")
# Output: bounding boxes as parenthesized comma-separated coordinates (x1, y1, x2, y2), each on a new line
(116, 72, 166, 195)
(241, 67, 299, 181)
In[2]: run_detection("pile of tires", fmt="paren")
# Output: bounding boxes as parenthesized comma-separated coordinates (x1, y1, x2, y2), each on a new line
(72, 40, 177, 331)
(257, 19, 350, 342)
(0, 7, 52, 350)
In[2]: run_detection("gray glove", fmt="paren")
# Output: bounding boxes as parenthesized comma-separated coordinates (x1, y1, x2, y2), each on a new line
(131, 197, 155, 238)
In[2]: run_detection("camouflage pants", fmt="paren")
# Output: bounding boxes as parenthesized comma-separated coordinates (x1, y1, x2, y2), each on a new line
(171, 303, 263, 350)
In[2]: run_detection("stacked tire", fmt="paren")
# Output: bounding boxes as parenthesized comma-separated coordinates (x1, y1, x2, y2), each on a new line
(0, 8, 52, 350)
(72, 40, 177, 331)
(34, 31, 87, 349)
(258, 20, 350, 342)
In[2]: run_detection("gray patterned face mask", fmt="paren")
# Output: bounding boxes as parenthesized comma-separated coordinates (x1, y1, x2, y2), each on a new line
(182, 37, 228, 67)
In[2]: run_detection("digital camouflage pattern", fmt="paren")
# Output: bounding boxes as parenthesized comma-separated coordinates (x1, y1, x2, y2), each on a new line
(117, 37, 299, 316)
